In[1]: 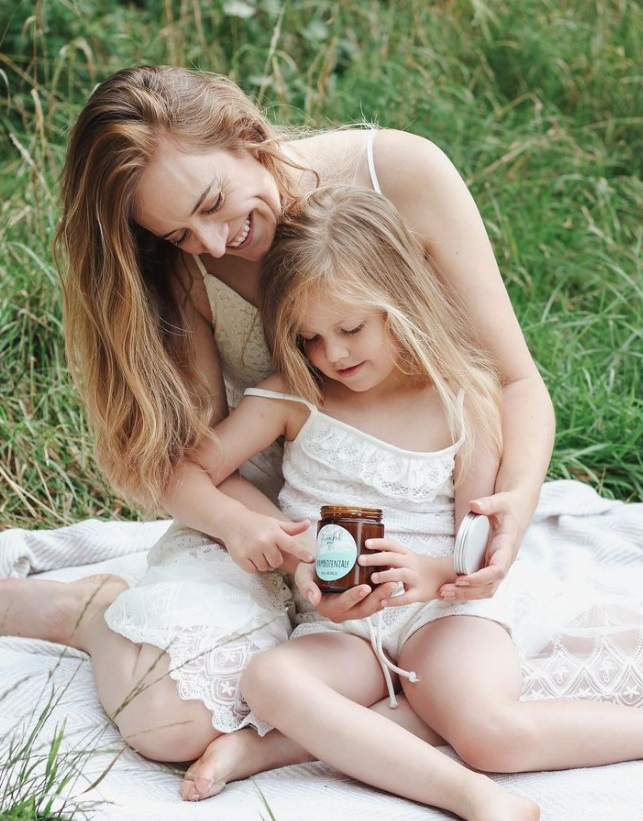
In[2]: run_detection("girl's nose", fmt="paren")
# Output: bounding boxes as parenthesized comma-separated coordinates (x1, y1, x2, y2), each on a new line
(325, 339, 349, 364)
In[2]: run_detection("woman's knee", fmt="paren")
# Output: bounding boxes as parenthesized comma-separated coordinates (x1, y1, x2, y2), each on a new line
(111, 682, 217, 762)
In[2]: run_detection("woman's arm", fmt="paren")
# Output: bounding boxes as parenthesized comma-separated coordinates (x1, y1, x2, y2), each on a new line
(374, 130, 554, 595)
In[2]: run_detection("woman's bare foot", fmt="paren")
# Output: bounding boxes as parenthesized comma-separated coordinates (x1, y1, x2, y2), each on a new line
(0, 574, 128, 650)
(180, 728, 314, 801)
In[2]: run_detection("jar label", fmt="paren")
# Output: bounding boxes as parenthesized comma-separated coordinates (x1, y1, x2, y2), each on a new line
(316, 524, 358, 581)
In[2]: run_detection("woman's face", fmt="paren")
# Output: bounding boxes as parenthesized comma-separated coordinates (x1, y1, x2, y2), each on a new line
(132, 138, 281, 262)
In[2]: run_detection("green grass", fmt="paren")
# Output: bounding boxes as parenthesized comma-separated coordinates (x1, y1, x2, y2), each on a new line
(1, 0, 641, 529)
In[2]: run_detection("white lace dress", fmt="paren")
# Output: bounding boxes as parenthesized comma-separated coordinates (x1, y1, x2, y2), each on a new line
(246, 389, 517, 658)
(248, 389, 643, 710)
(104, 277, 290, 735)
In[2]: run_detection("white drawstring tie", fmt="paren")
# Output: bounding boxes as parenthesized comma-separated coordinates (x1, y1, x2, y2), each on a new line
(367, 610, 419, 708)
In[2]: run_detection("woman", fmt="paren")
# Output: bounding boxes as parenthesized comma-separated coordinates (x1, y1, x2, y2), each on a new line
(5, 64, 554, 800)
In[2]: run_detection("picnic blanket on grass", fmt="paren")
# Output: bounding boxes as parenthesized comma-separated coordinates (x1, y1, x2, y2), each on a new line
(1, 479, 642, 820)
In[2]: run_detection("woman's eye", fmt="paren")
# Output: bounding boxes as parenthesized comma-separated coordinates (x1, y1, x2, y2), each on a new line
(172, 231, 189, 247)
(205, 192, 224, 214)
(300, 335, 319, 345)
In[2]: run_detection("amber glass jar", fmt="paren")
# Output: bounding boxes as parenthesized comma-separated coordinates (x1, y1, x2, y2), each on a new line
(315, 505, 385, 593)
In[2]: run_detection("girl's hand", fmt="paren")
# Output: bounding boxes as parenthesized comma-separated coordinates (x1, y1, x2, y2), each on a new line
(360, 538, 456, 607)
(222, 512, 314, 573)
(294, 560, 397, 623)
(438, 490, 527, 600)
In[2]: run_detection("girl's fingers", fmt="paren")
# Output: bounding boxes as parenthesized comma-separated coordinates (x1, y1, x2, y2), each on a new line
(363, 538, 407, 553)
(359, 551, 405, 567)
(370, 567, 414, 585)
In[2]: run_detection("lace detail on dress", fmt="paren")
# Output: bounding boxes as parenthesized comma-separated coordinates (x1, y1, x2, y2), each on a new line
(104, 523, 292, 735)
(298, 414, 457, 505)
(201, 274, 273, 408)
(521, 608, 643, 707)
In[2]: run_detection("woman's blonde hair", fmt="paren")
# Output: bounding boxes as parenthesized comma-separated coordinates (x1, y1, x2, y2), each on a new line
(260, 186, 503, 474)
(54, 65, 299, 510)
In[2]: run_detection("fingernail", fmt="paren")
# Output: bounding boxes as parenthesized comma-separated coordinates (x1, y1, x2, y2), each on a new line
(307, 592, 315, 603)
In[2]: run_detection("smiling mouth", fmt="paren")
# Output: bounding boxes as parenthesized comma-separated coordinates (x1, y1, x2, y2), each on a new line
(336, 363, 364, 377)
(227, 214, 252, 249)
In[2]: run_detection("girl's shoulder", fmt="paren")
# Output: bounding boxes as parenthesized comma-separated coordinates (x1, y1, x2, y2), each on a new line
(248, 374, 313, 441)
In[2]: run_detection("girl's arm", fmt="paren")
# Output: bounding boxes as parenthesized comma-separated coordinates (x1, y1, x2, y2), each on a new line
(353, 415, 502, 608)
(161, 274, 313, 572)
(374, 130, 553, 596)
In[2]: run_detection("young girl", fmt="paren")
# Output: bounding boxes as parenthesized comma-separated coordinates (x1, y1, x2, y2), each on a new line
(193, 185, 642, 819)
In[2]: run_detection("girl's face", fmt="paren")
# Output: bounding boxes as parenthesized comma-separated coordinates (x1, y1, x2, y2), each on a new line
(132, 139, 281, 262)
(297, 295, 402, 394)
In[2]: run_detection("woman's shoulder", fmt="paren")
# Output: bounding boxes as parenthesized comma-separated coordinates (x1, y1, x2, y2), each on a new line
(370, 129, 465, 204)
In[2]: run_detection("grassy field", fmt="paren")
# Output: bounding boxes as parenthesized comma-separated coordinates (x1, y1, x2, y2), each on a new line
(1, 0, 641, 529)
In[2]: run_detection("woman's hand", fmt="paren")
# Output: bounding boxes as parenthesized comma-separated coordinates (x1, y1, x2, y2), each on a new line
(221, 511, 314, 573)
(360, 538, 456, 607)
(294, 560, 397, 623)
(438, 490, 529, 600)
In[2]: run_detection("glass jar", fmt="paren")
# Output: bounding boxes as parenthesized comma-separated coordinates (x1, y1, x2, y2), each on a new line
(315, 505, 385, 593)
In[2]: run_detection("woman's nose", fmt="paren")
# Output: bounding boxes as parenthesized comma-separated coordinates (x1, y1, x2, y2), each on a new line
(198, 222, 229, 258)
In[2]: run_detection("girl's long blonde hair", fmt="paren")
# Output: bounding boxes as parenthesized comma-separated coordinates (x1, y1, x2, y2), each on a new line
(55, 65, 299, 510)
(260, 186, 503, 474)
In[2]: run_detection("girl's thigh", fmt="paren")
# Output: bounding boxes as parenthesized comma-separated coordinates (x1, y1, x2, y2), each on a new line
(248, 631, 389, 707)
(398, 616, 522, 736)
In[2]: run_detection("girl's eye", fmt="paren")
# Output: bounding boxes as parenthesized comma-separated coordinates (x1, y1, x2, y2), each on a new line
(342, 323, 364, 336)
(299, 335, 319, 345)
(204, 192, 224, 215)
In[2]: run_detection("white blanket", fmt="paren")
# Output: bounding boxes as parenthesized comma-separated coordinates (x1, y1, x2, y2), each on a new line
(1, 480, 642, 820)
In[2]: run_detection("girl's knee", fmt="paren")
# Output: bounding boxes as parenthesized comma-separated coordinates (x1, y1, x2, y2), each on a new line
(450, 707, 537, 773)
(241, 649, 282, 703)
(241, 647, 296, 722)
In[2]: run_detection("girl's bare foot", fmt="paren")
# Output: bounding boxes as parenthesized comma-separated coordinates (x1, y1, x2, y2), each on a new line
(180, 728, 314, 801)
(468, 780, 540, 821)
(0, 575, 128, 650)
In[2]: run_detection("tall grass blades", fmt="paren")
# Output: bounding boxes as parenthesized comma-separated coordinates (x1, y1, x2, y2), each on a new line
(1, 0, 641, 532)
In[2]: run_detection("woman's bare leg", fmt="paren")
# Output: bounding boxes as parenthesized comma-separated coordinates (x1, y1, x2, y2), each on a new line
(1, 577, 302, 774)
(0, 576, 444, 803)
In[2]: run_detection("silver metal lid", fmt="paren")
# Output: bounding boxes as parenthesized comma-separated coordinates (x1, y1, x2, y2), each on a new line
(454, 512, 490, 575)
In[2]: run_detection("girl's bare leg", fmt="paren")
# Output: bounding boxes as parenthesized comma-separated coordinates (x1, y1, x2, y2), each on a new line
(182, 662, 445, 800)
(399, 615, 643, 773)
(241, 632, 539, 821)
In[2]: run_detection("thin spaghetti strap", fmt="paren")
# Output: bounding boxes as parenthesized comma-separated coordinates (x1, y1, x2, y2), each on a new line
(366, 130, 382, 195)
(192, 253, 209, 279)
(454, 389, 466, 449)
(244, 387, 316, 412)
